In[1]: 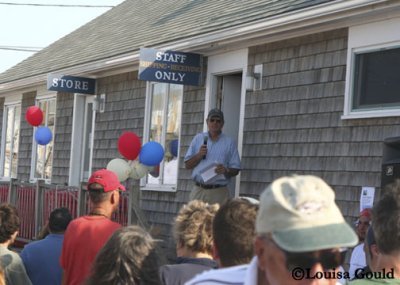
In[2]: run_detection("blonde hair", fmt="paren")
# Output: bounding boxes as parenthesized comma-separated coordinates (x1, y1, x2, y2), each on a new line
(174, 200, 219, 254)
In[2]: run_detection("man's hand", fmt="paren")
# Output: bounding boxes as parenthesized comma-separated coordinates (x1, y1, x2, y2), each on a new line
(215, 164, 227, 175)
(199, 144, 207, 158)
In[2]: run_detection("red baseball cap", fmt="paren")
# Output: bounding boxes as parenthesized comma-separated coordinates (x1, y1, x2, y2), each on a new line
(87, 169, 126, 192)
(359, 208, 372, 219)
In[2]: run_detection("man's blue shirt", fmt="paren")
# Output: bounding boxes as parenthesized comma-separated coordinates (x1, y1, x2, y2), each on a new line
(184, 132, 241, 185)
(20, 233, 64, 285)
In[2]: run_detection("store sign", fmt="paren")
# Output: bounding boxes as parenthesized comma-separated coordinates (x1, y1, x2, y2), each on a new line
(139, 48, 203, 86)
(47, 74, 96, 94)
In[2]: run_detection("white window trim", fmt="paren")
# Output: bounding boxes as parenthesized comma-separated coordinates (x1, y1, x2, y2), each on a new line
(343, 17, 400, 120)
(29, 96, 57, 183)
(0, 102, 21, 181)
(141, 81, 180, 192)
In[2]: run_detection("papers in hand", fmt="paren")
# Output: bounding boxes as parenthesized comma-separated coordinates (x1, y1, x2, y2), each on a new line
(200, 163, 225, 183)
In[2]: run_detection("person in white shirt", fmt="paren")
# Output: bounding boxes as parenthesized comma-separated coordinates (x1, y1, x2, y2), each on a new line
(349, 208, 372, 279)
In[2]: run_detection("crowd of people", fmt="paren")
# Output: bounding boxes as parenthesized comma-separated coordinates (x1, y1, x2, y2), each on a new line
(0, 111, 398, 284)
(0, 171, 398, 285)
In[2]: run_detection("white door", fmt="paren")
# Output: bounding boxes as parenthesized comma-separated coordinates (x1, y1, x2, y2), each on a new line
(69, 94, 96, 186)
(221, 75, 242, 144)
(81, 96, 96, 181)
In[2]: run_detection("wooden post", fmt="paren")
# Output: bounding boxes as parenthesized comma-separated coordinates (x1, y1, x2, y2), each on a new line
(128, 181, 149, 229)
(7, 178, 17, 205)
(78, 182, 87, 217)
(34, 179, 45, 238)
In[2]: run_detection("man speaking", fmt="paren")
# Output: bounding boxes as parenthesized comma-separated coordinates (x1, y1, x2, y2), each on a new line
(184, 108, 241, 204)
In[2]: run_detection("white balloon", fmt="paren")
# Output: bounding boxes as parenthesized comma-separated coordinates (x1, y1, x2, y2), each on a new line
(128, 160, 149, 180)
(106, 158, 131, 182)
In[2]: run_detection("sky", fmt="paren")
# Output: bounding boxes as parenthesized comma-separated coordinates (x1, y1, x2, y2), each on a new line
(0, 0, 125, 73)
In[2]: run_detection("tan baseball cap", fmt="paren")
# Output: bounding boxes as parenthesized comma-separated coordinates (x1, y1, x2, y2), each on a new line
(256, 175, 358, 252)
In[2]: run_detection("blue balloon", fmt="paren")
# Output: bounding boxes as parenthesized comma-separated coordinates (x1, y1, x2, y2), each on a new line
(35, 126, 53, 145)
(139, 141, 164, 166)
(170, 139, 179, 157)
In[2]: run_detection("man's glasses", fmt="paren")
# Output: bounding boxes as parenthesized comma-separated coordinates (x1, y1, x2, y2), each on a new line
(209, 118, 222, 123)
(283, 248, 347, 271)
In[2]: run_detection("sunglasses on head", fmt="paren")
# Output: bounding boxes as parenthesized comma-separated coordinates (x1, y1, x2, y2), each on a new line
(209, 118, 222, 123)
(283, 248, 347, 271)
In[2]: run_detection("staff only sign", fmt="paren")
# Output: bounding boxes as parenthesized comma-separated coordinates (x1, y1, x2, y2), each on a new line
(138, 48, 203, 86)
(47, 74, 96, 95)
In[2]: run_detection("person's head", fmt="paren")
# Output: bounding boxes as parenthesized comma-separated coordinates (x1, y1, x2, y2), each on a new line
(355, 208, 371, 242)
(87, 169, 125, 211)
(48, 207, 72, 234)
(206, 108, 224, 134)
(86, 225, 160, 285)
(255, 175, 358, 285)
(364, 226, 378, 271)
(372, 181, 400, 256)
(212, 198, 259, 267)
(0, 203, 20, 244)
(174, 200, 219, 257)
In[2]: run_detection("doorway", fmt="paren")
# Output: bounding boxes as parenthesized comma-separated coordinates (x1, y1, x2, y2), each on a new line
(69, 94, 96, 186)
(205, 49, 249, 197)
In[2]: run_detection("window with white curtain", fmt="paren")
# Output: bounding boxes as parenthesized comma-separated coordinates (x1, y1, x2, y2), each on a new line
(144, 82, 182, 189)
(32, 98, 56, 181)
(1, 104, 21, 179)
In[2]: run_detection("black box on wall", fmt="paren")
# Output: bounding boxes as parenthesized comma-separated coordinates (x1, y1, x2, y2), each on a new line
(381, 136, 400, 190)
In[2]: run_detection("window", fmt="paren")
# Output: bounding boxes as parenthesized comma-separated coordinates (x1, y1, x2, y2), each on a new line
(32, 98, 56, 181)
(343, 17, 400, 119)
(1, 104, 21, 179)
(144, 83, 182, 189)
(352, 47, 400, 110)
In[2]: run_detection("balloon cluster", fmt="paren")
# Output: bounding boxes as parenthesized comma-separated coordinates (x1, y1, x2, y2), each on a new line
(106, 131, 165, 182)
(25, 106, 52, 145)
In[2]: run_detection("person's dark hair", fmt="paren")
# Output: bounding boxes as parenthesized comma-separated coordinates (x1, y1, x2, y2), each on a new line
(88, 183, 111, 204)
(49, 207, 72, 233)
(213, 198, 259, 267)
(365, 226, 376, 248)
(0, 203, 20, 243)
(85, 225, 161, 285)
(173, 200, 219, 255)
(372, 180, 400, 254)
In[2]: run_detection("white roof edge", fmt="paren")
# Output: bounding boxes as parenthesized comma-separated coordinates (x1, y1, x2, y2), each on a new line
(0, 0, 397, 94)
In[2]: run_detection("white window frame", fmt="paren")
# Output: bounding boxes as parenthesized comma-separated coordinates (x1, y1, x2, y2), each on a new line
(343, 17, 400, 119)
(0, 101, 21, 181)
(30, 95, 57, 183)
(141, 82, 183, 192)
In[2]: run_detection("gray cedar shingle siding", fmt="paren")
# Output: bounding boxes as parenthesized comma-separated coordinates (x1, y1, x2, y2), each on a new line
(17, 92, 36, 182)
(92, 72, 146, 170)
(51, 92, 74, 185)
(241, 28, 400, 222)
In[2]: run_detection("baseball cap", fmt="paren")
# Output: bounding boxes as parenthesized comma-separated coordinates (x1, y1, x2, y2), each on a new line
(359, 208, 372, 219)
(88, 169, 126, 192)
(256, 175, 358, 252)
(207, 108, 224, 121)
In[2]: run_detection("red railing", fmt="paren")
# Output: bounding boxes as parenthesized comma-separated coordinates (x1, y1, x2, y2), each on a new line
(0, 181, 132, 243)
(15, 185, 36, 241)
(0, 184, 9, 203)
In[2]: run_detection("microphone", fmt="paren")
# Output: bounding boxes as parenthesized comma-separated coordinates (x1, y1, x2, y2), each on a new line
(203, 136, 208, 160)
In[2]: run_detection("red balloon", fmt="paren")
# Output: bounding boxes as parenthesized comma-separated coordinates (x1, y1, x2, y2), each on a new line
(118, 132, 141, 160)
(25, 106, 43, 126)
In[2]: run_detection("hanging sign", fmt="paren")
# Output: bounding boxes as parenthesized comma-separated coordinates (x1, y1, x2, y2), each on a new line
(139, 48, 203, 86)
(47, 74, 96, 95)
